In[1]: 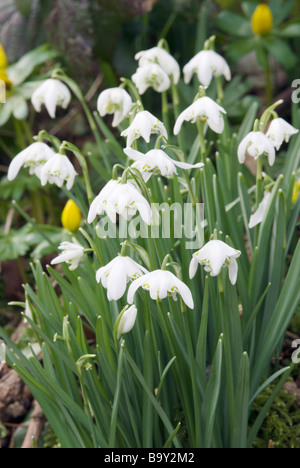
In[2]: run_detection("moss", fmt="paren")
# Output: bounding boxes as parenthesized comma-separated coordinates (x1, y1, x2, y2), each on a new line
(250, 381, 300, 448)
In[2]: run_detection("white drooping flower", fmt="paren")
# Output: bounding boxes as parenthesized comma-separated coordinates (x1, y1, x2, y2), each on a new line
(248, 191, 271, 229)
(97, 88, 133, 127)
(124, 147, 204, 182)
(7, 142, 55, 181)
(51, 239, 85, 271)
(40, 153, 77, 190)
(96, 256, 148, 301)
(174, 96, 226, 135)
(238, 131, 276, 166)
(132, 63, 171, 94)
(135, 46, 180, 84)
(183, 50, 231, 87)
(189, 240, 241, 285)
(121, 110, 168, 147)
(31, 79, 71, 119)
(127, 269, 194, 309)
(117, 305, 138, 339)
(266, 118, 299, 151)
(87, 178, 152, 225)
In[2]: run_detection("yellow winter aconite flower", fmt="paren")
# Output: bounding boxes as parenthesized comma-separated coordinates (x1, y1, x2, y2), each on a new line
(251, 4, 273, 36)
(0, 44, 12, 89)
(292, 181, 300, 203)
(0, 44, 8, 68)
(61, 199, 81, 232)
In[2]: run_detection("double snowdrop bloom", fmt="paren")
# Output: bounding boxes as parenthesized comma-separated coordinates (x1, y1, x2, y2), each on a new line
(117, 305, 138, 339)
(249, 191, 271, 229)
(238, 131, 276, 166)
(183, 50, 231, 88)
(127, 270, 194, 309)
(97, 88, 133, 127)
(96, 256, 148, 301)
(132, 63, 171, 94)
(31, 79, 71, 119)
(174, 96, 226, 135)
(266, 118, 299, 151)
(51, 239, 85, 271)
(124, 147, 204, 182)
(7, 142, 55, 181)
(87, 178, 152, 225)
(135, 46, 180, 84)
(121, 110, 168, 147)
(189, 240, 241, 285)
(40, 153, 77, 190)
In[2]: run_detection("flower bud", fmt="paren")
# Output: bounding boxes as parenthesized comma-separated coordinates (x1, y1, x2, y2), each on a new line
(61, 199, 81, 232)
(292, 181, 300, 204)
(251, 4, 273, 36)
(117, 305, 138, 339)
(0, 44, 8, 68)
(0, 44, 12, 88)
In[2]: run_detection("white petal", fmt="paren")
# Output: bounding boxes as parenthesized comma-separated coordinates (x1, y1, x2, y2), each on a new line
(117, 305, 138, 338)
(189, 256, 199, 279)
(175, 278, 194, 309)
(106, 266, 127, 301)
(127, 275, 147, 304)
(228, 258, 238, 285)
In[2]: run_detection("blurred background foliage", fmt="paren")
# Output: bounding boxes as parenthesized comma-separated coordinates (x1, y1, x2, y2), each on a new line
(1, 0, 298, 86)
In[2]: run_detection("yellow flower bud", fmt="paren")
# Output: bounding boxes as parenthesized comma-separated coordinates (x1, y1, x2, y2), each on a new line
(292, 181, 300, 204)
(251, 4, 273, 36)
(61, 199, 81, 232)
(0, 44, 12, 89)
(0, 44, 8, 69)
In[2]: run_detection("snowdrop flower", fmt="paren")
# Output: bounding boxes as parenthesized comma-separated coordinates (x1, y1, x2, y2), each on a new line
(124, 147, 204, 182)
(51, 239, 85, 271)
(132, 63, 171, 94)
(127, 270, 194, 309)
(266, 118, 299, 151)
(249, 191, 271, 229)
(87, 178, 152, 225)
(121, 110, 168, 147)
(174, 96, 226, 135)
(189, 240, 241, 285)
(117, 305, 138, 339)
(97, 88, 133, 127)
(31, 79, 71, 119)
(183, 50, 231, 87)
(135, 46, 180, 84)
(7, 142, 55, 181)
(238, 131, 276, 166)
(96, 256, 148, 301)
(40, 153, 77, 190)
